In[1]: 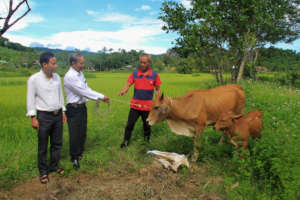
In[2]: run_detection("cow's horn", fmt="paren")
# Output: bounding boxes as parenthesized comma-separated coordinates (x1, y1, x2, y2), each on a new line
(160, 93, 164, 101)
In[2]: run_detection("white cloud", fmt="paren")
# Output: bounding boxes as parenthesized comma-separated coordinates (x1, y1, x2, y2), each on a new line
(4, 7, 168, 54)
(5, 24, 167, 54)
(149, 11, 157, 15)
(141, 5, 151, 10)
(136, 5, 151, 11)
(97, 13, 136, 24)
(10, 13, 44, 31)
(87, 10, 161, 27)
(86, 10, 96, 15)
(181, 0, 192, 9)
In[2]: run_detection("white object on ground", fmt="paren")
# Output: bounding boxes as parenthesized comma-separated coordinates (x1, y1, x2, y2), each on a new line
(147, 150, 190, 172)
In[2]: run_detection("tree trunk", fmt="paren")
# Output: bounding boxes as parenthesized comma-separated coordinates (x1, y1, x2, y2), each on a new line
(237, 48, 249, 82)
(231, 66, 237, 83)
(253, 49, 259, 81)
(218, 65, 224, 85)
(215, 67, 220, 84)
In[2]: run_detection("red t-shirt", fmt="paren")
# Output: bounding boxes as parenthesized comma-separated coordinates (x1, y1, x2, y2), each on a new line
(127, 69, 162, 111)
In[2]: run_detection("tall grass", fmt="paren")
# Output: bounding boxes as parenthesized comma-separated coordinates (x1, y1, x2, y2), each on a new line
(0, 72, 299, 199)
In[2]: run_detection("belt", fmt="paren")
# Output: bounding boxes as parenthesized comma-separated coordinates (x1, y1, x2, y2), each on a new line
(38, 109, 62, 116)
(67, 103, 86, 108)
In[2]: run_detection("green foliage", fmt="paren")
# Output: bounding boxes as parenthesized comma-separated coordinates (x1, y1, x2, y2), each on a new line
(259, 71, 300, 88)
(257, 47, 300, 72)
(159, 0, 300, 81)
(0, 46, 39, 69)
(0, 37, 34, 52)
(176, 65, 192, 74)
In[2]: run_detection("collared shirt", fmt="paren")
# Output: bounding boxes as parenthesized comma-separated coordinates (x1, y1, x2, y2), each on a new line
(64, 67, 104, 104)
(26, 70, 66, 117)
(127, 68, 162, 111)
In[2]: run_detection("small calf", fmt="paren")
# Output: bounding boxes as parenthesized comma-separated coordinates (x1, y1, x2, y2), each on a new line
(214, 110, 263, 150)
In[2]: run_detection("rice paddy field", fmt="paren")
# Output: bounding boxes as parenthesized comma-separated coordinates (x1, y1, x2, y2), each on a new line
(0, 72, 300, 200)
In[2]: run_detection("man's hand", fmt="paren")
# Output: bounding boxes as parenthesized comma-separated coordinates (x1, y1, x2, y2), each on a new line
(118, 83, 130, 96)
(62, 112, 67, 124)
(103, 96, 110, 103)
(31, 116, 39, 131)
(118, 90, 127, 96)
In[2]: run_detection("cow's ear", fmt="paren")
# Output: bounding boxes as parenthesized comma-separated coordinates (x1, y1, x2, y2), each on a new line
(232, 114, 242, 119)
(160, 93, 164, 101)
(228, 111, 242, 119)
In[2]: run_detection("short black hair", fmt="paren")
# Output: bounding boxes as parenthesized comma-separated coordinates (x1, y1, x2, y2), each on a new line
(40, 52, 55, 67)
(70, 53, 83, 65)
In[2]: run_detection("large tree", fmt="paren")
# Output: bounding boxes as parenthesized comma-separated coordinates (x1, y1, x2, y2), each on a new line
(160, 0, 300, 82)
(0, 0, 31, 36)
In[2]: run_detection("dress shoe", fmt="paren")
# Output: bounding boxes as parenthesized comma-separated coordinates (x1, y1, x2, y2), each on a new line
(73, 159, 80, 170)
(120, 140, 129, 148)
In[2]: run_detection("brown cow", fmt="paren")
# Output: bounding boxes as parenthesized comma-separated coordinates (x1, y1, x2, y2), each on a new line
(146, 84, 246, 161)
(214, 110, 263, 151)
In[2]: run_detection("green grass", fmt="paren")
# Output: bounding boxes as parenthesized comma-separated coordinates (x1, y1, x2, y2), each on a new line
(0, 72, 300, 199)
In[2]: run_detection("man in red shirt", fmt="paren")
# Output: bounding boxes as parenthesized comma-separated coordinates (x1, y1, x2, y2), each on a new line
(118, 54, 162, 148)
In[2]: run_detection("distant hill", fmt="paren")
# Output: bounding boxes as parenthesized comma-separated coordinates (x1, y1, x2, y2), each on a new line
(33, 47, 96, 55)
(0, 36, 97, 54)
(0, 37, 34, 52)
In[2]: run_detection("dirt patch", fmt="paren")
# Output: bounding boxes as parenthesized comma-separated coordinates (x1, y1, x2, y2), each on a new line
(0, 162, 224, 200)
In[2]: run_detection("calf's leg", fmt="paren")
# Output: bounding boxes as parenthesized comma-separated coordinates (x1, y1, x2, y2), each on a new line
(217, 135, 225, 145)
(229, 138, 239, 148)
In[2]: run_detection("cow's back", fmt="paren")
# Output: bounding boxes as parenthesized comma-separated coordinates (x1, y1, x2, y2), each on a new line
(187, 84, 245, 125)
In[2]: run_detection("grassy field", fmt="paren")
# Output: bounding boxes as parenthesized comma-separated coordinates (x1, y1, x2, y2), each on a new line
(0, 72, 300, 199)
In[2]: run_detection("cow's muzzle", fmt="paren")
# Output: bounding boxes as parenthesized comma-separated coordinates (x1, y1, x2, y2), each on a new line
(146, 118, 154, 126)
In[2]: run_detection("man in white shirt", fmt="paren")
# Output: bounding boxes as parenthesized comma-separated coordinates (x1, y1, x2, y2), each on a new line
(64, 53, 109, 170)
(26, 52, 66, 184)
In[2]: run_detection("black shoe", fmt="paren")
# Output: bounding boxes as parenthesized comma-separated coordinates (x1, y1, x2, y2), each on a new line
(73, 159, 80, 170)
(120, 140, 129, 148)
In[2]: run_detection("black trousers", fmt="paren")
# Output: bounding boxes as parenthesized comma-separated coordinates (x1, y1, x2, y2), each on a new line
(37, 110, 63, 175)
(124, 108, 151, 141)
(66, 104, 87, 161)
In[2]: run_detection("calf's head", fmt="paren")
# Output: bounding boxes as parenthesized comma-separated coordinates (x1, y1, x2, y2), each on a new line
(146, 92, 170, 126)
(214, 112, 236, 131)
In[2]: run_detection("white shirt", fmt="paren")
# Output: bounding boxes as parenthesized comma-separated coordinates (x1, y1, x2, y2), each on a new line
(64, 67, 104, 104)
(26, 70, 66, 117)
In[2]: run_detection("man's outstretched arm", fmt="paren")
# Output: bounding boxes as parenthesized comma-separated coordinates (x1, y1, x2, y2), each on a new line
(118, 82, 132, 96)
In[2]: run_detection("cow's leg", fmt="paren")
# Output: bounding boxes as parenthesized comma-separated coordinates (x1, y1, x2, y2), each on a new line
(191, 124, 206, 162)
(239, 140, 248, 158)
(217, 135, 225, 145)
(230, 138, 239, 148)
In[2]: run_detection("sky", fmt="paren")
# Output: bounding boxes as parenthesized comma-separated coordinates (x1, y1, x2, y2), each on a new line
(0, 0, 299, 54)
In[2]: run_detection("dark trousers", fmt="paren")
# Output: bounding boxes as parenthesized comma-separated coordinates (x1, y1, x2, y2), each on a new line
(66, 104, 87, 161)
(124, 108, 151, 141)
(37, 111, 63, 175)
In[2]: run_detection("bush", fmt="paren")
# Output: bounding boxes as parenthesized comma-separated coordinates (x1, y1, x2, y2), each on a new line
(177, 64, 192, 74)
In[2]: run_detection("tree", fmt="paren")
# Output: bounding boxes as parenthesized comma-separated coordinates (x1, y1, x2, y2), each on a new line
(0, 0, 31, 36)
(160, 0, 300, 82)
